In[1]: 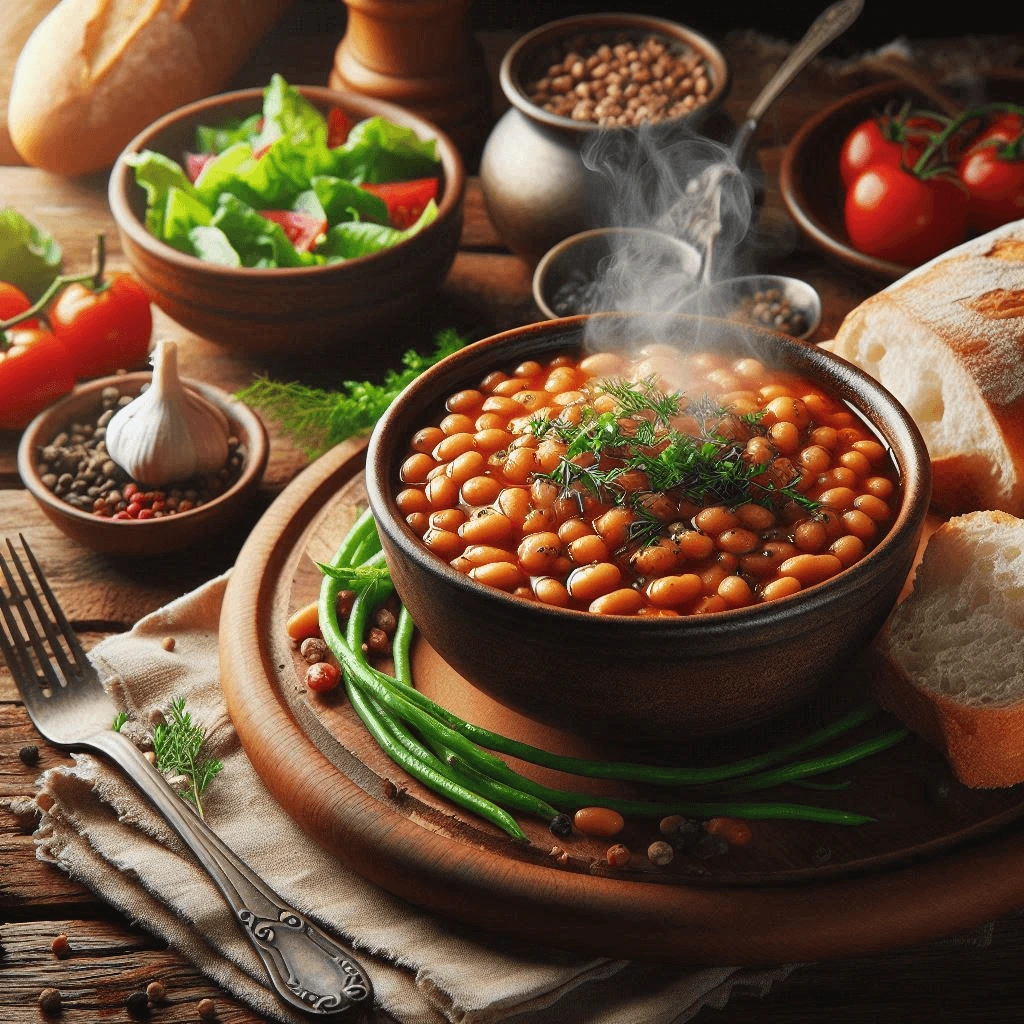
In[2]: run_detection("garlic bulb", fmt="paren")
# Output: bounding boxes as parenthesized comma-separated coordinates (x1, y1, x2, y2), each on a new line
(105, 341, 230, 487)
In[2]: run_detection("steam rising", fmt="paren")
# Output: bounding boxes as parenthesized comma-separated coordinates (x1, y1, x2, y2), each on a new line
(576, 123, 755, 351)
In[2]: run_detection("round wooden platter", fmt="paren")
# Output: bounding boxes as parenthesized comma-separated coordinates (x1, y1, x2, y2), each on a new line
(220, 441, 1024, 965)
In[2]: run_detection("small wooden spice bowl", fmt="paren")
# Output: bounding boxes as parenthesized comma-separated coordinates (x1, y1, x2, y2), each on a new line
(108, 86, 464, 358)
(17, 374, 268, 557)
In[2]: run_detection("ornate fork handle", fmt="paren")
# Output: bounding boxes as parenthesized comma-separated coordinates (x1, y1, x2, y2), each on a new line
(89, 730, 373, 1017)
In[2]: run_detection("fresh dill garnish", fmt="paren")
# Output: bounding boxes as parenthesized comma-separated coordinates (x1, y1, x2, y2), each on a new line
(152, 697, 223, 819)
(236, 328, 467, 459)
(112, 711, 128, 733)
(535, 377, 818, 550)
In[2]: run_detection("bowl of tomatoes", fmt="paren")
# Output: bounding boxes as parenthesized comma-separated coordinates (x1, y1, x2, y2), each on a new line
(108, 80, 465, 359)
(780, 74, 1024, 280)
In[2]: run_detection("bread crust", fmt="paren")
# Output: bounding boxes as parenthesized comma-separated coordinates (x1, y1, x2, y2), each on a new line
(8, 0, 293, 175)
(831, 222, 1024, 516)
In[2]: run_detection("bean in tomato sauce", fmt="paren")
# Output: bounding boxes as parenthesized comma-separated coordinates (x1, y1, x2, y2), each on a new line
(395, 348, 899, 615)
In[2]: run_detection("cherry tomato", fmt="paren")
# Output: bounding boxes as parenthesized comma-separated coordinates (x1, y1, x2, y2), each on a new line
(258, 210, 328, 252)
(327, 107, 351, 148)
(970, 112, 1024, 151)
(360, 178, 439, 230)
(185, 152, 215, 183)
(839, 116, 939, 189)
(0, 327, 76, 430)
(50, 273, 153, 380)
(958, 146, 1024, 232)
(0, 282, 39, 330)
(844, 164, 969, 266)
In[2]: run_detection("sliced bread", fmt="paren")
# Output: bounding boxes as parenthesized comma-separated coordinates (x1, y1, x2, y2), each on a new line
(876, 510, 1024, 788)
(825, 222, 1024, 516)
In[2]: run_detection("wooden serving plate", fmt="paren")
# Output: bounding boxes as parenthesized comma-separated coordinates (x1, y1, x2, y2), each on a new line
(220, 442, 1024, 964)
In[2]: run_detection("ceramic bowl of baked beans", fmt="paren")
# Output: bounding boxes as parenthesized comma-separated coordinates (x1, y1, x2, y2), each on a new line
(365, 314, 931, 742)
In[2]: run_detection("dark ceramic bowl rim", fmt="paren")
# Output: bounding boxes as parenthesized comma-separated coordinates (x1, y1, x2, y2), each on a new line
(366, 313, 931, 633)
(108, 85, 465, 280)
(676, 274, 823, 341)
(499, 13, 731, 135)
(17, 373, 268, 533)
(779, 81, 917, 281)
(531, 226, 703, 319)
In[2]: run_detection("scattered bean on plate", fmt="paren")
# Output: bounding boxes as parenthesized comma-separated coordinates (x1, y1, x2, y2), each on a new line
(35, 385, 244, 519)
(605, 842, 632, 867)
(525, 32, 712, 127)
(729, 289, 808, 337)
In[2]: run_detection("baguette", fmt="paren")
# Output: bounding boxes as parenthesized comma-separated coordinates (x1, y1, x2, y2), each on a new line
(0, 0, 62, 165)
(825, 221, 1024, 516)
(876, 510, 1024, 788)
(8, 0, 293, 176)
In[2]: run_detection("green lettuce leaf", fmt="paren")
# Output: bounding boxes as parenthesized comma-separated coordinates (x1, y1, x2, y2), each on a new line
(319, 198, 438, 261)
(292, 189, 328, 223)
(126, 151, 200, 239)
(210, 194, 324, 268)
(194, 112, 262, 155)
(0, 207, 62, 301)
(189, 226, 242, 266)
(310, 175, 387, 224)
(161, 187, 212, 253)
(194, 143, 256, 206)
(253, 73, 328, 152)
(332, 116, 439, 185)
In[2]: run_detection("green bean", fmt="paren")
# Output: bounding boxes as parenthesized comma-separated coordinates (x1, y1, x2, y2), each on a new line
(333, 506, 377, 569)
(709, 729, 909, 794)
(441, 753, 560, 820)
(392, 606, 414, 686)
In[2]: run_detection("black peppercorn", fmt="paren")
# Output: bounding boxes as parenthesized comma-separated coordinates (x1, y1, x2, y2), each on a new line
(549, 813, 573, 838)
(126, 991, 150, 1017)
(19, 744, 39, 766)
(692, 833, 729, 860)
(669, 818, 702, 851)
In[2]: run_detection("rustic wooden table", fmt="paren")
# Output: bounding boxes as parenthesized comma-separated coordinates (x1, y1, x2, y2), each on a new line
(3, 4, 1024, 1020)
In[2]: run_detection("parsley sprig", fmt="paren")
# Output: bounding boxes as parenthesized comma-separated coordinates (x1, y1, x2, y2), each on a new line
(152, 697, 224, 819)
(534, 377, 817, 550)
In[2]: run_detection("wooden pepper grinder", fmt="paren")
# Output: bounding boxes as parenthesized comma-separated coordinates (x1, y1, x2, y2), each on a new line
(330, 0, 491, 164)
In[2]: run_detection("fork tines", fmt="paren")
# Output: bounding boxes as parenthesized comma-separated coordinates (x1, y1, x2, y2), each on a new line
(0, 535, 87, 693)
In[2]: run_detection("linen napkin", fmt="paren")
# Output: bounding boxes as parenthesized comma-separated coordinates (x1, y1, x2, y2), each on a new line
(30, 573, 795, 1024)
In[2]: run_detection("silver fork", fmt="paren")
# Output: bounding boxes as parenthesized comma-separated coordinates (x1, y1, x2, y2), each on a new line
(0, 535, 373, 1018)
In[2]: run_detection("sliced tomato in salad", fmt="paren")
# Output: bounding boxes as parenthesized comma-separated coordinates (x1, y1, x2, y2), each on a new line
(186, 152, 215, 183)
(327, 107, 351, 148)
(361, 178, 439, 229)
(258, 210, 328, 252)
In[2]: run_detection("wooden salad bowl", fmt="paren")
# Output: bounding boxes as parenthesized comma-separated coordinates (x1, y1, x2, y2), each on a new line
(364, 314, 932, 743)
(780, 73, 1024, 282)
(108, 86, 464, 358)
(18, 373, 268, 557)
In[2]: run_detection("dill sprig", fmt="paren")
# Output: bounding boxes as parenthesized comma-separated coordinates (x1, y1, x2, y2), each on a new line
(236, 328, 468, 459)
(598, 376, 683, 425)
(112, 711, 128, 732)
(152, 697, 223, 819)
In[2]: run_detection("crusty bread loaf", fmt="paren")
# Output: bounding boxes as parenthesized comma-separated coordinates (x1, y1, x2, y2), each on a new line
(8, 0, 292, 176)
(825, 222, 1024, 516)
(0, 0, 62, 165)
(876, 510, 1024, 788)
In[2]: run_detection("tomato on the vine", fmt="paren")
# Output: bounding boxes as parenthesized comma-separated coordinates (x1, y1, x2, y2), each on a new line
(958, 145, 1024, 232)
(0, 282, 39, 330)
(844, 164, 969, 266)
(839, 115, 940, 189)
(49, 272, 152, 380)
(970, 113, 1024, 152)
(0, 327, 76, 430)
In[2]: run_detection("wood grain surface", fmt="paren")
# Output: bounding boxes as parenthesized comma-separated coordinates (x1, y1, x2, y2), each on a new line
(3, 4, 1024, 1020)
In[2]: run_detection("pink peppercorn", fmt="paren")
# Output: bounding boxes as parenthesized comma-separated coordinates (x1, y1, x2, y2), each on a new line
(113, 511, 132, 520)
(137, 508, 155, 520)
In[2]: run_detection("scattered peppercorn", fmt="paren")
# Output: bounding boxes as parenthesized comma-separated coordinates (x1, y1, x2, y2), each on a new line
(692, 833, 730, 860)
(667, 818, 702, 852)
(525, 32, 712, 127)
(299, 637, 329, 664)
(38, 988, 62, 1015)
(704, 816, 753, 847)
(35, 389, 244, 519)
(49, 934, 71, 958)
(373, 606, 398, 634)
(161, 636, 176, 652)
(336, 590, 356, 620)
(19, 744, 39, 766)
(647, 840, 675, 866)
(605, 843, 632, 868)
(729, 289, 808, 338)
(305, 662, 342, 694)
(146, 981, 167, 1003)
(548, 813, 573, 838)
(197, 997, 217, 1018)
(658, 814, 685, 836)
(126, 991, 150, 1017)
(143, 750, 157, 764)
(366, 627, 391, 654)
